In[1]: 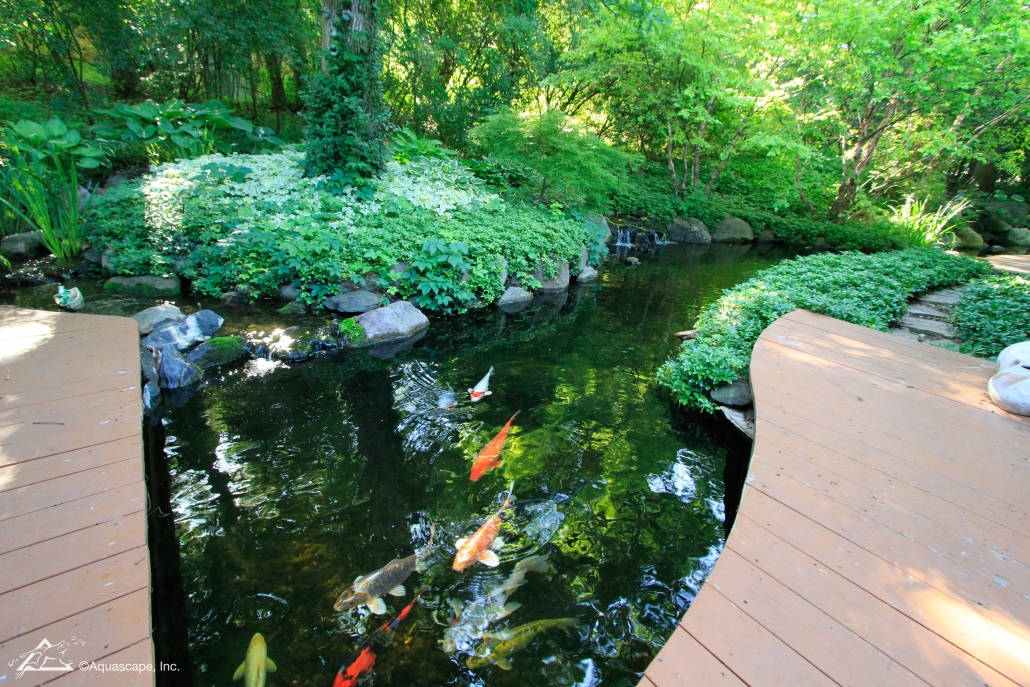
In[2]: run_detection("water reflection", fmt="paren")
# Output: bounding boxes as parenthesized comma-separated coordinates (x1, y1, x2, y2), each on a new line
(141, 245, 794, 686)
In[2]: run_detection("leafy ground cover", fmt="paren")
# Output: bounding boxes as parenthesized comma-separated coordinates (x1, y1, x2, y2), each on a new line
(657, 249, 992, 411)
(953, 273, 1030, 358)
(85, 150, 599, 313)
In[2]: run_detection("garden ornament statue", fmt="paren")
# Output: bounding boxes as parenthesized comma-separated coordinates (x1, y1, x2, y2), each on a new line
(988, 341, 1030, 416)
(54, 285, 84, 311)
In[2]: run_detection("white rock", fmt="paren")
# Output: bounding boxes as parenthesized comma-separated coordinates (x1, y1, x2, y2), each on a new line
(988, 365, 1030, 416)
(997, 341, 1030, 371)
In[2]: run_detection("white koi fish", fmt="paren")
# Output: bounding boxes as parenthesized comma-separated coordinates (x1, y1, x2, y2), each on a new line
(469, 367, 494, 402)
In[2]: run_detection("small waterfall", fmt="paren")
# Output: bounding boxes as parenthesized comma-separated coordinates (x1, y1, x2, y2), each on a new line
(614, 227, 633, 247)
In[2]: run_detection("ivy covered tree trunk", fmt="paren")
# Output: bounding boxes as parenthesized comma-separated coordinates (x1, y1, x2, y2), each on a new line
(303, 0, 388, 177)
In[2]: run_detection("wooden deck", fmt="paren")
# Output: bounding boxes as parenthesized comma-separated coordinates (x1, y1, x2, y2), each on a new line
(643, 309, 1030, 687)
(988, 253, 1030, 275)
(0, 306, 152, 685)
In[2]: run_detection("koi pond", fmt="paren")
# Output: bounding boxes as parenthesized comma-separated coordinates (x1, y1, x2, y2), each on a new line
(2, 243, 794, 686)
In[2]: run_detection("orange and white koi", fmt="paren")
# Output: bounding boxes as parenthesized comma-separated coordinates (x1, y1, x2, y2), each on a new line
(468, 367, 494, 402)
(453, 487, 513, 571)
(470, 411, 519, 481)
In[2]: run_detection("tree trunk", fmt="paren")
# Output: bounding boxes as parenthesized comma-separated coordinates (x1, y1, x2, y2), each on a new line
(691, 96, 716, 189)
(666, 121, 679, 191)
(320, 0, 343, 72)
(827, 95, 901, 221)
(266, 53, 287, 111)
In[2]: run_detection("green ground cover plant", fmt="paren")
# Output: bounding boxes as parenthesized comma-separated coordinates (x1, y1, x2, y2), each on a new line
(953, 274, 1030, 358)
(86, 150, 598, 313)
(657, 249, 992, 411)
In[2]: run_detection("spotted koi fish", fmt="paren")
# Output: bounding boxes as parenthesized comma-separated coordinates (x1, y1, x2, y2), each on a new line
(469, 367, 494, 402)
(453, 487, 513, 571)
(332, 588, 425, 687)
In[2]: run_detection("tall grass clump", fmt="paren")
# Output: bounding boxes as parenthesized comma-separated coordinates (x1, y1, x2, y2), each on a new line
(888, 196, 971, 248)
(1, 150, 86, 259)
(657, 249, 991, 411)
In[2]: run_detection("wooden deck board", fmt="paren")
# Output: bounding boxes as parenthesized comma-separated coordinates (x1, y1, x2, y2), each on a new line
(0, 306, 152, 686)
(988, 254, 1030, 275)
(644, 309, 1030, 687)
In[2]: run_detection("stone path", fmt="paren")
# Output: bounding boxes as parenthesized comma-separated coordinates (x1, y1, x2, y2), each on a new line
(888, 286, 967, 351)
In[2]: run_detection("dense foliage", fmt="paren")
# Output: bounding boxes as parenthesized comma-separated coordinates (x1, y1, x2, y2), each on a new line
(85, 150, 598, 312)
(657, 250, 992, 411)
(953, 274, 1030, 358)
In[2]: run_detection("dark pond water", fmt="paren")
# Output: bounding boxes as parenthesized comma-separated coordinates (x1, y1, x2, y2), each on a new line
(1, 243, 793, 687)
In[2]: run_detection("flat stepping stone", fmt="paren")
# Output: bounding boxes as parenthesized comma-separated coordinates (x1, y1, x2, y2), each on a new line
(888, 327, 922, 342)
(900, 314, 955, 338)
(907, 303, 949, 319)
(920, 291, 963, 306)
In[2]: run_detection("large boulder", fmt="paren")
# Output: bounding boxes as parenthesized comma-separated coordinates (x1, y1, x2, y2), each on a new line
(323, 289, 381, 313)
(984, 201, 1029, 228)
(105, 274, 181, 297)
(586, 214, 612, 244)
(278, 283, 300, 301)
(187, 336, 247, 368)
(354, 301, 429, 345)
(497, 286, 533, 313)
(711, 215, 754, 243)
(988, 365, 1030, 416)
(132, 304, 181, 336)
(158, 345, 204, 389)
(1004, 227, 1030, 246)
(998, 342, 1030, 371)
(666, 217, 711, 244)
(534, 259, 570, 292)
(140, 345, 159, 384)
(0, 232, 43, 261)
(710, 379, 753, 407)
(142, 310, 223, 351)
(952, 225, 984, 249)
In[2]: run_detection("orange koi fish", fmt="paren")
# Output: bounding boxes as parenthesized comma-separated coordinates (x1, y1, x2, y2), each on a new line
(453, 487, 513, 571)
(470, 411, 520, 481)
(332, 588, 425, 687)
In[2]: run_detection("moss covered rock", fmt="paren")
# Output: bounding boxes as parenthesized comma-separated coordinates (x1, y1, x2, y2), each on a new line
(186, 336, 247, 368)
(105, 274, 181, 297)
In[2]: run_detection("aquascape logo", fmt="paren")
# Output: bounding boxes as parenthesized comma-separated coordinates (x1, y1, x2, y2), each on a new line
(7, 638, 85, 678)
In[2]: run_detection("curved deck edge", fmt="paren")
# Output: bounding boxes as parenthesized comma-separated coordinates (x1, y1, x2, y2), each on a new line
(640, 309, 1030, 687)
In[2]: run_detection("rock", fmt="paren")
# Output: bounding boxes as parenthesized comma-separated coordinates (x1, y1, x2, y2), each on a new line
(984, 201, 1029, 230)
(101, 248, 115, 275)
(278, 300, 308, 315)
(142, 310, 223, 351)
(104, 174, 127, 189)
(899, 314, 954, 338)
(83, 247, 102, 264)
(988, 365, 1030, 416)
(666, 217, 711, 244)
(187, 336, 247, 368)
(140, 346, 159, 383)
(625, 257, 640, 266)
(534, 260, 570, 292)
(142, 380, 161, 412)
(158, 345, 204, 388)
(105, 274, 181, 297)
(497, 286, 533, 313)
(813, 237, 829, 250)
(920, 289, 965, 306)
(907, 303, 948, 320)
(721, 406, 755, 439)
(586, 214, 610, 234)
(710, 379, 753, 407)
(132, 304, 182, 336)
(1005, 227, 1030, 246)
(711, 215, 754, 243)
(0, 232, 43, 261)
(757, 228, 776, 243)
(497, 257, 509, 288)
(578, 246, 589, 271)
(323, 289, 381, 313)
(353, 300, 429, 345)
(366, 329, 428, 359)
(953, 225, 984, 249)
(278, 283, 300, 301)
(577, 266, 599, 283)
(77, 185, 92, 212)
(221, 287, 253, 307)
(2, 266, 56, 287)
(675, 329, 698, 340)
(998, 342, 1030, 371)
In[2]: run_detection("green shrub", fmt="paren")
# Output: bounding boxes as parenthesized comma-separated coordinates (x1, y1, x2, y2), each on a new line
(470, 110, 641, 211)
(86, 151, 600, 313)
(953, 274, 1030, 358)
(657, 249, 992, 412)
